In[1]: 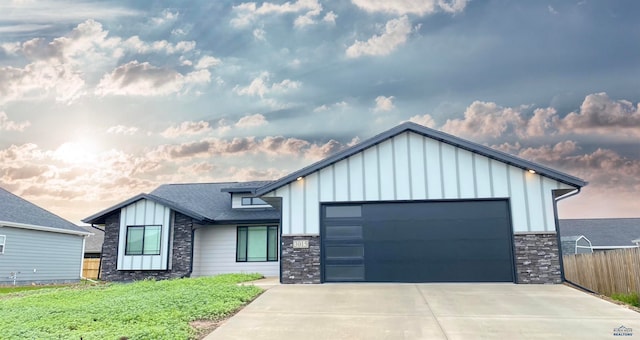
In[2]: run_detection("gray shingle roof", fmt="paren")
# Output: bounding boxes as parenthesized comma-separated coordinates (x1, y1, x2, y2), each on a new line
(0, 187, 88, 235)
(79, 225, 104, 253)
(82, 182, 278, 225)
(256, 122, 587, 196)
(559, 218, 640, 248)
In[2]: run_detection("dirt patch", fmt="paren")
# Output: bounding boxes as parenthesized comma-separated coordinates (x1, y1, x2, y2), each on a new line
(191, 319, 222, 339)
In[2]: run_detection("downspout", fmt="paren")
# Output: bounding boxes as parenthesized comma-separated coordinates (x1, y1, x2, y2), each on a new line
(80, 235, 86, 280)
(553, 188, 583, 286)
(188, 227, 195, 278)
(93, 224, 103, 280)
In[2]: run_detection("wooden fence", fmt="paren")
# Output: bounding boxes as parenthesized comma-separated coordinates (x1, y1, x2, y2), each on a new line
(82, 258, 100, 280)
(563, 247, 640, 296)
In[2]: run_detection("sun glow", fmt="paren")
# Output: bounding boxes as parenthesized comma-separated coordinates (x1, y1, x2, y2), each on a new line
(54, 140, 98, 164)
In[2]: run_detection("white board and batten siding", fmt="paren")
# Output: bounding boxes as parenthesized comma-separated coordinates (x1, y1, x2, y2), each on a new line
(117, 199, 171, 270)
(0, 226, 83, 284)
(191, 225, 279, 277)
(262, 131, 576, 236)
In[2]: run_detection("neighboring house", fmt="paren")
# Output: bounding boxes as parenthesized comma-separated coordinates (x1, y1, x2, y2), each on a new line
(83, 182, 279, 281)
(559, 218, 640, 252)
(84, 122, 586, 284)
(0, 187, 90, 285)
(79, 225, 104, 258)
(560, 235, 593, 255)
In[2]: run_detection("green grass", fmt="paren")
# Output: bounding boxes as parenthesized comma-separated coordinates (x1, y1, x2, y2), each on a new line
(611, 292, 640, 307)
(0, 285, 60, 294)
(0, 273, 263, 339)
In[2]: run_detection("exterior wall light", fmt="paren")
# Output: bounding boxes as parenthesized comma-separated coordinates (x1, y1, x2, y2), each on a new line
(528, 169, 536, 174)
(296, 176, 303, 181)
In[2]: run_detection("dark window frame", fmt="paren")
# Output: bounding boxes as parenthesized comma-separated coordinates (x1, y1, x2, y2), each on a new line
(0, 235, 5, 254)
(240, 197, 268, 206)
(125, 225, 162, 256)
(236, 225, 278, 262)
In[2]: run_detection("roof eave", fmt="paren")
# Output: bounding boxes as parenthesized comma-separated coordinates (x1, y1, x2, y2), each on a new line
(0, 220, 91, 236)
(255, 122, 587, 196)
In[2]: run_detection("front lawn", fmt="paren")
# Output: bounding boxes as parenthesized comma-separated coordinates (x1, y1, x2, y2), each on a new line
(0, 273, 263, 339)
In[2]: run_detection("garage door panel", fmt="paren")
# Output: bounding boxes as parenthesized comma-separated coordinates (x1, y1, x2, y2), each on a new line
(322, 200, 515, 283)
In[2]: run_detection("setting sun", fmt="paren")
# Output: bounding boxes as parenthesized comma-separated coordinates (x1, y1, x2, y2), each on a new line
(54, 141, 97, 164)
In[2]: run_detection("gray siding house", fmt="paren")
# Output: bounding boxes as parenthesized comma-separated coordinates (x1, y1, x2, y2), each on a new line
(82, 182, 279, 281)
(84, 122, 586, 284)
(559, 218, 640, 252)
(0, 187, 90, 285)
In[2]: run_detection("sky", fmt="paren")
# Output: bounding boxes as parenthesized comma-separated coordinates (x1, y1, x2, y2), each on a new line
(0, 0, 638, 224)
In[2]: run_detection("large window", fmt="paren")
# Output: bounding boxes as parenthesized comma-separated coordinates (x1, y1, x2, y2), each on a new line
(236, 226, 278, 262)
(125, 225, 161, 255)
(0, 235, 5, 254)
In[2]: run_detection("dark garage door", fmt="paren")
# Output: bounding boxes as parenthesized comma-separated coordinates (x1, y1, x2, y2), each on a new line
(321, 200, 515, 283)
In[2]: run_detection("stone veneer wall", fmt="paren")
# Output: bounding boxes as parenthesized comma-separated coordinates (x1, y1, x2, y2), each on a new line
(281, 236, 320, 284)
(100, 211, 194, 281)
(514, 233, 562, 284)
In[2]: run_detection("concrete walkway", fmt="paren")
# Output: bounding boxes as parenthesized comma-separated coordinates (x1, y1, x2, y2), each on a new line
(206, 283, 640, 339)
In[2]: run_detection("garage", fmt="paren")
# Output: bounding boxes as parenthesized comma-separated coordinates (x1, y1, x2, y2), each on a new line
(255, 122, 586, 284)
(321, 200, 515, 283)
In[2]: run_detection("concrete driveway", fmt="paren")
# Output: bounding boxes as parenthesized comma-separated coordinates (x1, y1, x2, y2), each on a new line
(205, 283, 640, 339)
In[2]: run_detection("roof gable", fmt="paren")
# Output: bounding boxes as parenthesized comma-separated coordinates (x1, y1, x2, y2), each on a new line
(82, 182, 279, 225)
(256, 122, 587, 196)
(0, 187, 87, 235)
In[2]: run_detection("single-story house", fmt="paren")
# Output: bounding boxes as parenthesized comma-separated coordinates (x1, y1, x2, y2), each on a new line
(559, 218, 640, 252)
(83, 122, 586, 284)
(0, 187, 91, 285)
(80, 225, 104, 259)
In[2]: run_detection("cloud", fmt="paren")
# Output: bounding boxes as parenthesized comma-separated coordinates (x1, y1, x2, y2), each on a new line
(0, 1, 138, 24)
(106, 125, 139, 135)
(559, 92, 640, 136)
(0, 62, 85, 104)
(351, 0, 467, 15)
(233, 72, 301, 98)
(95, 61, 210, 96)
(407, 114, 437, 128)
(236, 113, 268, 128)
(322, 11, 337, 24)
(152, 9, 179, 25)
(231, 0, 324, 28)
(195, 55, 222, 69)
(0, 112, 31, 131)
(122, 36, 196, 55)
(441, 101, 525, 139)
(253, 28, 267, 41)
(346, 16, 413, 58)
(374, 96, 395, 112)
(314, 101, 348, 112)
(162, 121, 212, 138)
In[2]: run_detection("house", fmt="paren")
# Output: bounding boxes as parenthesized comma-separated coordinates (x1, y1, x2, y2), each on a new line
(79, 225, 104, 259)
(0, 187, 90, 285)
(559, 218, 640, 252)
(560, 235, 593, 255)
(84, 122, 586, 284)
(82, 182, 279, 281)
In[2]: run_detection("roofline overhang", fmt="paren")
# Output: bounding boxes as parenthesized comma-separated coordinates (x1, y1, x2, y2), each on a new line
(256, 122, 588, 196)
(82, 193, 211, 225)
(205, 219, 280, 226)
(0, 220, 91, 236)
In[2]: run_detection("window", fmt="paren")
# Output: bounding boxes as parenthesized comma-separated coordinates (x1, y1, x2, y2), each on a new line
(241, 197, 268, 206)
(237, 226, 278, 262)
(0, 235, 5, 254)
(125, 225, 161, 255)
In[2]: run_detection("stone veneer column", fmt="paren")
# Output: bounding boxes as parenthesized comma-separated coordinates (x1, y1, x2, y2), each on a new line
(99, 211, 193, 281)
(514, 233, 562, 284)
(281, 236, 321, 284)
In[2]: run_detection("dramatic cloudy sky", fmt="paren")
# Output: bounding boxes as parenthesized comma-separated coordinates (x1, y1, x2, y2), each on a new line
(0, 0, 638, 224)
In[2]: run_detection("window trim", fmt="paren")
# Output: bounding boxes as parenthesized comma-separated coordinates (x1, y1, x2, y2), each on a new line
(236, 225, 278, 262)
(240, 197, 269, 206)
(0, 235, 5, 255)
(124, 225, 162, 256)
